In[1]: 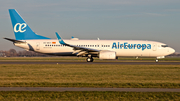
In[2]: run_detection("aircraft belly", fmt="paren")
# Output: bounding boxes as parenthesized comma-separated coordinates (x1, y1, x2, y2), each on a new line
(41, 48, 71, 53)
(116, 49, 151, 57)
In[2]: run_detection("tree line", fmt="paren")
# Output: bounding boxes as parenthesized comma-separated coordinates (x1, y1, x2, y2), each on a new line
(0, 49, 49, 57)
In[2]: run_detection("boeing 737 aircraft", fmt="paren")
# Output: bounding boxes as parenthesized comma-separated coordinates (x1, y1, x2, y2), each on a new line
(4, 9, 175, 62)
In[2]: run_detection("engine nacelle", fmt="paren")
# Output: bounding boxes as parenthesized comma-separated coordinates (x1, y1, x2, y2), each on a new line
(99, 51, 116, 59)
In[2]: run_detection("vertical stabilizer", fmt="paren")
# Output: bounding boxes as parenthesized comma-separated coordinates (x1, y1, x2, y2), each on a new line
(9, 9, 50, 40)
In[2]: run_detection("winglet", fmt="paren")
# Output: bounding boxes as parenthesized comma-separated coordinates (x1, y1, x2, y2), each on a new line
(55, 32, 66, 45)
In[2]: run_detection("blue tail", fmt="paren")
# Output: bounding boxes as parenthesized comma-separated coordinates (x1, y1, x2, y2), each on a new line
(9, 9, 50, 40)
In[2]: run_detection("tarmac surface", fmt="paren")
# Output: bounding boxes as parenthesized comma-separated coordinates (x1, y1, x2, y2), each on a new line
(0, 87, 180, 92)
(0, 61, 180, 65)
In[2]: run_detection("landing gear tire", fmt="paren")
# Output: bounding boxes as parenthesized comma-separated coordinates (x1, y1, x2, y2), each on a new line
(155, 59, 159, 63)
(86, 57, 94, 62)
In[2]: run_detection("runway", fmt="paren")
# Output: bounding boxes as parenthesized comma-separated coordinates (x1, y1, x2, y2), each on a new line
(0, 61, 180, 65)
(0, 87, 179, 92)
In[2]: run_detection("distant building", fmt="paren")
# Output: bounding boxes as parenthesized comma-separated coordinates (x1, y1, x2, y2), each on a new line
(0, 51, 5, 57)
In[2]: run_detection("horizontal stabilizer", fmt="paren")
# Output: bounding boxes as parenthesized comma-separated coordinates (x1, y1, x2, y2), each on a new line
(4, 38, 26, 43)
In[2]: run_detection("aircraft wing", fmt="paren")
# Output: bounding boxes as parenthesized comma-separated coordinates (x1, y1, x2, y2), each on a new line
(55, 32, 100, 56)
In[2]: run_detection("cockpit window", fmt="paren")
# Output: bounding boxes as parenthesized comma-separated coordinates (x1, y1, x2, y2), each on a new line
(161, 45, 168, 47)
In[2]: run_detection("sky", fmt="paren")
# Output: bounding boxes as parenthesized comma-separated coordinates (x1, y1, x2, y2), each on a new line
(0, 0, 180, 52)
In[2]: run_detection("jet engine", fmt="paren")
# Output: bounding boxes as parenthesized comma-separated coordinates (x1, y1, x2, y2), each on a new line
(99, 51, 116, 59)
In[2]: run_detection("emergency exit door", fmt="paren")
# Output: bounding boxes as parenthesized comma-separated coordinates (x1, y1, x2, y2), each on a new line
(36, 42, 40, 50)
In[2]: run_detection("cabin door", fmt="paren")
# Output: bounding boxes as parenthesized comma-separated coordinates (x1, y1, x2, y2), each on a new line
(36, 42, 40, 50)
(153, 43, 157, 51)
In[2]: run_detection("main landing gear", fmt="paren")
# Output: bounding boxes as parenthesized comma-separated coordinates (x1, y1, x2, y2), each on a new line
(86, 57, 94, 62)
(86, 54, 94, 62)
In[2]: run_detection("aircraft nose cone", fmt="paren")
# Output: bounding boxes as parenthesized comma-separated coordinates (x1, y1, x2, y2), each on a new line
(169, 48, 175, 54)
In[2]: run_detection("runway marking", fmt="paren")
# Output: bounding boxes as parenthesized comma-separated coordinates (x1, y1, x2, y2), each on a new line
(0, 87, 180, 92)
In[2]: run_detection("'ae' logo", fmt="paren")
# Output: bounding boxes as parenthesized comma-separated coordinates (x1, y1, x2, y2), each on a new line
(14, 23, 27, 33)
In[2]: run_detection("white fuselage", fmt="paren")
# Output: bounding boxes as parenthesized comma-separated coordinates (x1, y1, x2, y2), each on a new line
(14, 39, 175, 58)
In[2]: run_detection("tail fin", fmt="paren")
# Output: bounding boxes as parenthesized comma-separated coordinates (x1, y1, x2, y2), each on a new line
(9, 9, 50, 40)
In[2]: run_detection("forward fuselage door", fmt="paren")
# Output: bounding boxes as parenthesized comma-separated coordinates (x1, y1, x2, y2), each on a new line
(153, 43, 157, 51)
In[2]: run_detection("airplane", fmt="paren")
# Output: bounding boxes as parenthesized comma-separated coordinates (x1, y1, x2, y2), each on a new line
(4, 9, 175, 62)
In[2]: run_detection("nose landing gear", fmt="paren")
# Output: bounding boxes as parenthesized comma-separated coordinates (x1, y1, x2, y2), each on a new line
(155, 59, 159, 63)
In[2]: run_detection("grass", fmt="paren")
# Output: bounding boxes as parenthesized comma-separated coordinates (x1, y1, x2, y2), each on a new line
(0, 64, 180, 88)
(0, 57, 179, 100)
(0, 91, 179, 101)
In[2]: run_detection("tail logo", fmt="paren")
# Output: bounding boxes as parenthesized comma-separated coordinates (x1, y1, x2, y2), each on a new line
(14, 23, 27, 33)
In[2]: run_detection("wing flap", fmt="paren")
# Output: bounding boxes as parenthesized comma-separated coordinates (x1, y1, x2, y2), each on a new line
(77, 51, 87, 56)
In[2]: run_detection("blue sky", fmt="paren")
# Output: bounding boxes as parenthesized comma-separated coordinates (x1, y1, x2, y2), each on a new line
(0, 0, 180, 52)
